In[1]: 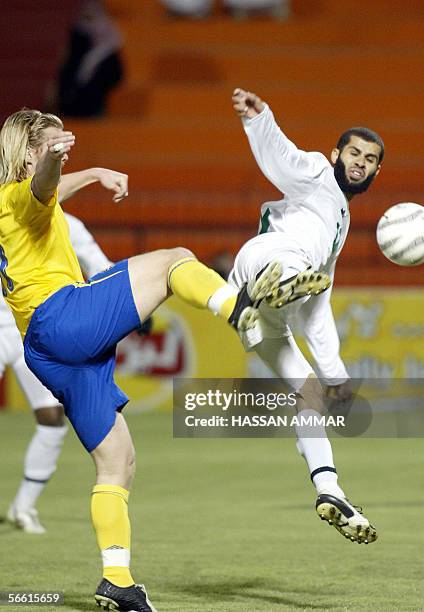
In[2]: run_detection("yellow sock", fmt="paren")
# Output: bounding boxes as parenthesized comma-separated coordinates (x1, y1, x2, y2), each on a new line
(91, 484, 134, 588)
(168, 257, 237, 320)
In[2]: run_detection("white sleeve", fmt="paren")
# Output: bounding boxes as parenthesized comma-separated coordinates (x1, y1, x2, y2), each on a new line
(65, 213, 113, 279)
(298, 266, 349, 385)
(243, 104, 325, 197)
(0, 292, 15, 326)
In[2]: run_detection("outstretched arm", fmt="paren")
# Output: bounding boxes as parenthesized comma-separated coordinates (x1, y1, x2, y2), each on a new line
(31, 133, 75, 204)
(59, 168, 128, 204)
(232, 88, 319, 196)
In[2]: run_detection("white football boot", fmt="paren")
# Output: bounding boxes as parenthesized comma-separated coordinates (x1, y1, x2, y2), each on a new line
(7, 505, 46, 535)
(229, 260, 283, 333)
(266, 269, 331, 308)
(316, 493, 377, 544)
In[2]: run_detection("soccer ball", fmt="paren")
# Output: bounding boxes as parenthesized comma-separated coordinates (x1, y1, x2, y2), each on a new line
(376, 202, 424, 266)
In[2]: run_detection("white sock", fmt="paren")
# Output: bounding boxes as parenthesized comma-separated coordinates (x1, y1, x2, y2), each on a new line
(13, 481, 45, 514)
(12, 424, 67, 512)
(207, 284, 238, 316)
(101, 547, 131, 568)
(295, 409, 345, 498)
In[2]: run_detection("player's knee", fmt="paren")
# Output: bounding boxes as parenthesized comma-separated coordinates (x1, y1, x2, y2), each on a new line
(35, 405, 65, 427)
(127, 451, 136, 480)
(153, 247, 196, 283)
(167, 246, 195, 265)
(114, 450, 135, 487)
(297, 374, 324, 413)
(117, 445, 136, 481)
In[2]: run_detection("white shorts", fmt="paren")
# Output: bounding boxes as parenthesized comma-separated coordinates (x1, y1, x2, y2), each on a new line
(228, 233, 312, 341)
(0, 325, 59, 410)
(229, 234, 316, 387)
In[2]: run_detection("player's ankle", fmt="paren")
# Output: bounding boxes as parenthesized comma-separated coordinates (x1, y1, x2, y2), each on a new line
(207, 285, 238, 319)
(316, 481, 345, 499)
(103, 567, 134, 588)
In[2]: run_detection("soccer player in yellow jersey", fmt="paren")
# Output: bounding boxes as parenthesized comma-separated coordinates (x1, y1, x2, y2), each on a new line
(0, 109, 286, 611)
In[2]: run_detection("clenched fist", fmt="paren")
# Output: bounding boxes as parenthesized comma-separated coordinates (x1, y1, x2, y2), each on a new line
(232, 88, 265, 119)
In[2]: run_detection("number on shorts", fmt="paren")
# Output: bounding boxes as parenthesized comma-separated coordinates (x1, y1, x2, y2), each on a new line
(0, 244, 14, 296)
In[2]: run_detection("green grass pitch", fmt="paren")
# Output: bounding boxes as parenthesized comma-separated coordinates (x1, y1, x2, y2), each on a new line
(1, 410, 423, 611)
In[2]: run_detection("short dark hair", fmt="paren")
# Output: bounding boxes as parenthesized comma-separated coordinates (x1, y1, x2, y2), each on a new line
(336, 127, 385, 163)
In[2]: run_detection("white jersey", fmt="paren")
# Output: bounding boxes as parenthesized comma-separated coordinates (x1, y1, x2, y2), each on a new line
(243, 104, 350, 272)
(0, 213, 111, 327)
(0, 293, 15, 327)
(64, 213, 112, 279)
(232, 104, 351, 384)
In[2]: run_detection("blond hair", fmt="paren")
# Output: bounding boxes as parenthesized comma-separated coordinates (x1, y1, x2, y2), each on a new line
(0, 109, 63, 184)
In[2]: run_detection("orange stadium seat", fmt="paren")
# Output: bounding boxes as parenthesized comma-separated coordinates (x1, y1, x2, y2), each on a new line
(62, 0, 424, 285)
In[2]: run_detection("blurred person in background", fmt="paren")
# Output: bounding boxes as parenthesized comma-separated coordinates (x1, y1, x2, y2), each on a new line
(160, 0, 289, 19)
(224, 0, 289, 20)
(161, 0, 213, 18)
(211, 250, 235, 280)
(47, 0, 123, 117)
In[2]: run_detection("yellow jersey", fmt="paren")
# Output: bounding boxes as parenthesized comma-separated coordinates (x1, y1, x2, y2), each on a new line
(0, 177, 84, 336)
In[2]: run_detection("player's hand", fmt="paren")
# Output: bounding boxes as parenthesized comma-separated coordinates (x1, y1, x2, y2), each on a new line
(46, 132, 75, 159)
(97, 168, 129, 203)
(232, 88, 265, 119)
(325, 380, 353, 404)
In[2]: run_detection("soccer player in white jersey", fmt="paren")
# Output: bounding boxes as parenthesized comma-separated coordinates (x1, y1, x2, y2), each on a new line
(3, 167, 127, 534)
(230, 88, 384, 544)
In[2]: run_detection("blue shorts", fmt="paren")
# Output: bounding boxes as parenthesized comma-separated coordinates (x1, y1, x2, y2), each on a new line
(24, 260, 141, 452)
